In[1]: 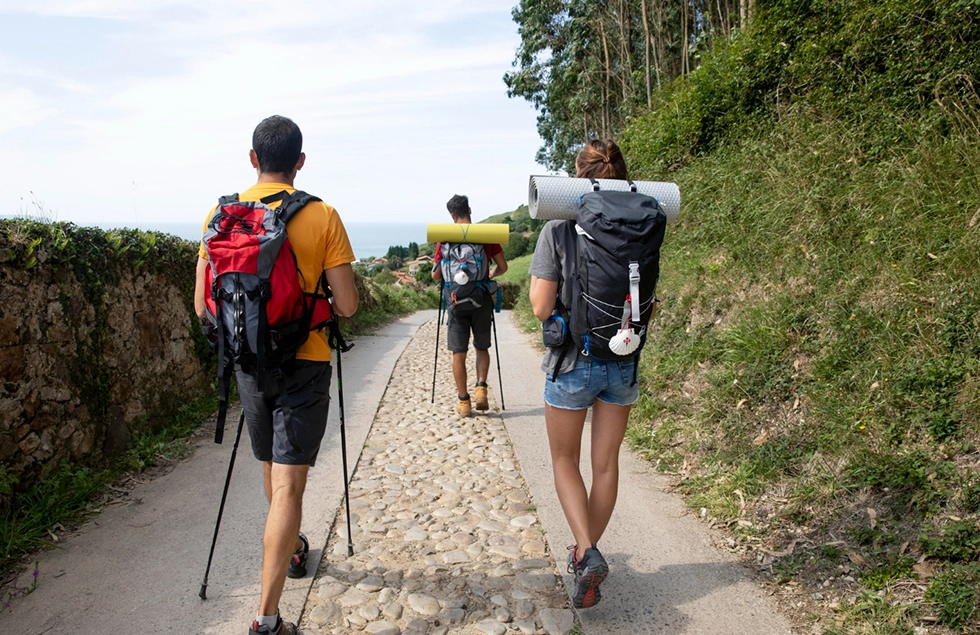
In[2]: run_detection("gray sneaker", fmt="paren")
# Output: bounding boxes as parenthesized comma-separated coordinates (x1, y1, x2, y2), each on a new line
(567, 545, 608, 609)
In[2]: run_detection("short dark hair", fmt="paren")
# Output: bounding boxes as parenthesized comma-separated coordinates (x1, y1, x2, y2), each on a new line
(447, 194, 470, 219)
(252, 115, 303, 174)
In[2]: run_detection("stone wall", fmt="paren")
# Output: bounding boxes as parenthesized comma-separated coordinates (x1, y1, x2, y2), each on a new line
(0, 226, 211, 490)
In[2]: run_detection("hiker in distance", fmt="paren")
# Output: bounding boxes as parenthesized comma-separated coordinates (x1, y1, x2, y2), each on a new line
(528, 139, 666, 608)
(431, 194, 508, 417)
(194, 115, 358, 635)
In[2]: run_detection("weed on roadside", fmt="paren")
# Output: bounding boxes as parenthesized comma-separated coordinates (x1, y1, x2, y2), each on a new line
(0, 562, 38, 613)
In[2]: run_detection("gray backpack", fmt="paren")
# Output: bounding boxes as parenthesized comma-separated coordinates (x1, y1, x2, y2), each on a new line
(441, 242, 491, 311)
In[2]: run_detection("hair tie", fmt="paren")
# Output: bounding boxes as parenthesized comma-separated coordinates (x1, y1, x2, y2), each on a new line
(602, 157, 611, 164)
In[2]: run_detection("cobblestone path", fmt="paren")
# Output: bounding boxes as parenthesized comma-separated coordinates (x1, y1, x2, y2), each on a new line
(298, 317, 578, 635)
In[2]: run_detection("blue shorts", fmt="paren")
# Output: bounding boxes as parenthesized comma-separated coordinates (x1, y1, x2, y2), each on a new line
(544, 359, 639, 410)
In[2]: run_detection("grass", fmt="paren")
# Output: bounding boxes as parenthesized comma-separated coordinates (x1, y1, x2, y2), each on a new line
(622, 103, 980, 632)
(494, 253, 531, 284)
(0, 391, 219, 579)
(494, 253, 538, 332)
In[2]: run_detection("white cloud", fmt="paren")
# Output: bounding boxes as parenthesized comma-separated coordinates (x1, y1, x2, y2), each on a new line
(0, 86, 57, 134)
(0, 1, 548, 226)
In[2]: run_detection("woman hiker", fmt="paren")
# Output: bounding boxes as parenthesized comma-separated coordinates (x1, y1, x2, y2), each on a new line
(527, 139, 652, 609)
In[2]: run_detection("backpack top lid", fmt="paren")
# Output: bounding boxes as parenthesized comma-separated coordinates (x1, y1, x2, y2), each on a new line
(442, 242, 489, 279)
(577, 190, 666, 259)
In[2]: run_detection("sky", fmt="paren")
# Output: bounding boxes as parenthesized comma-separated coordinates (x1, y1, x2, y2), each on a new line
(0, 1, 550, 227)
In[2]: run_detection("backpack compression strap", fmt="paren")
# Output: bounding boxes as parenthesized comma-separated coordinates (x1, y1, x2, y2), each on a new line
(211, 193, 241, 444)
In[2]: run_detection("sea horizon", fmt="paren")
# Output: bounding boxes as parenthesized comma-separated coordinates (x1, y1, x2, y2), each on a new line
(2, 217, 431, 262)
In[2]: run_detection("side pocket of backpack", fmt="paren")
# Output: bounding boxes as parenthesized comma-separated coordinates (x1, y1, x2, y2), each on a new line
(542, 314, 567, 348)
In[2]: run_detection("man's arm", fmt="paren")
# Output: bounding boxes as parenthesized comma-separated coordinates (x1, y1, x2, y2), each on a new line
(489, 250, 507, 279)
(325, 262, 359, 317)
(194, 257, 208, 319)
(431, 243, 443, 281)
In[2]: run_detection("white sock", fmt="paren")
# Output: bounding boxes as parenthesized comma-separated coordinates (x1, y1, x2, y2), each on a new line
(256, 613, 279, 630)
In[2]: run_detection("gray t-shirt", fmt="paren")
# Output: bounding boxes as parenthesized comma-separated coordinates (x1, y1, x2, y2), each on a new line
(528, 220, 582, 376)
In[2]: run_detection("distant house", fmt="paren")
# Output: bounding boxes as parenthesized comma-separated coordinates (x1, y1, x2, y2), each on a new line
(366, 256, 388, 271)
(393, 270, 418, 287)
(407, 255, 433, 274)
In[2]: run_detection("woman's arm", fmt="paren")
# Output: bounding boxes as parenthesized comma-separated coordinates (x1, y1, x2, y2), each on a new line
(529, 276, 558, 322)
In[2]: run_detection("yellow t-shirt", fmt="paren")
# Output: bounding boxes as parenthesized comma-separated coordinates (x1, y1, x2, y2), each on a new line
(199, 182, 355, 362)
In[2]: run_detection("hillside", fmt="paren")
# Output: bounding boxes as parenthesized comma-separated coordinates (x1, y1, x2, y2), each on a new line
(479, 204, 530, 226)
(509, 1, 980, 633)
(479, 204, 542, 261)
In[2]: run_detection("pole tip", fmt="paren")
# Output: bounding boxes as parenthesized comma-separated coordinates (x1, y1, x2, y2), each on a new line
(199, 583, 208, 600)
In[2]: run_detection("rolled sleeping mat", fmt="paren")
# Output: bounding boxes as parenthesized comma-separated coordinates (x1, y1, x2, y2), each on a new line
(426, 223, 510, 245)
(528, 175, 681, 223)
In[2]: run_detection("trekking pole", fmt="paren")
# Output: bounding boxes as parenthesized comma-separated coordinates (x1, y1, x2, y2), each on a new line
(431, 285, 444, 403)
(491, 312, 505, 410)
(329, 317, 356, 557)
(199, 408, 246, 600)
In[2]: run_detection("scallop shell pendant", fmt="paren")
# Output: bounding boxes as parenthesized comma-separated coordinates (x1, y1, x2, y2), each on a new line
(609, 328, 640, 355)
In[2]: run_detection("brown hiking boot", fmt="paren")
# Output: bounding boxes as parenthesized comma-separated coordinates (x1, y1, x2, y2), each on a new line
(474, 385, 489, 410)
(457, 397, 472, 417)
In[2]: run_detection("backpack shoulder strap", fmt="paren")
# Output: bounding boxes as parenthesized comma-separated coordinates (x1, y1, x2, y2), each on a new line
(259, 191, 286, 205)
(441, 243, 456, 279)
(276, 190, 322, 224)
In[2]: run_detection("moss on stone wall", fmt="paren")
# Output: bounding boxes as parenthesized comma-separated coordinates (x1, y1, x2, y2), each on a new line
(0, 219, 213, 489)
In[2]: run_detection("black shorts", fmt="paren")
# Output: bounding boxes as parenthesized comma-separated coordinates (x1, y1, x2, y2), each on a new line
(447, 302, 492, 352)
(236, 361, 332, 466)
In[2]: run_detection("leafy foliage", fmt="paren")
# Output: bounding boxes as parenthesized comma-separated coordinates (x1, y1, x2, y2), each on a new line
(623, 0, 980, 172)
(506, 0, 746, 170)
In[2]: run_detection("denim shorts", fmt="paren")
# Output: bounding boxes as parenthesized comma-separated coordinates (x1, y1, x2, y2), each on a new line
(544, 359, 639, 410)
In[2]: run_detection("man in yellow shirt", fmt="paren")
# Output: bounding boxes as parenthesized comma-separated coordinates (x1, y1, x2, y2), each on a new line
(194, 115, 358, 635)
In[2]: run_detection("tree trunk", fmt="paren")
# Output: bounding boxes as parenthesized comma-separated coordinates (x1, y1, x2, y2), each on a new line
(617, 0, 631, 102)
(641, 0, 653, 107)
(715, 0, 727, 39)
(653, 0, 665, 86)
(600, 15, 612, 137)
(682, 1, 689, 76)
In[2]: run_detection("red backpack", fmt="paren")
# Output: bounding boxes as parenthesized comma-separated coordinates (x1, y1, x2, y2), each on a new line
(202, 190, 332, 448)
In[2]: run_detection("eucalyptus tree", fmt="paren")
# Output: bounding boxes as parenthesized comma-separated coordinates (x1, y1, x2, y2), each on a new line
(504, 0, 746, 171)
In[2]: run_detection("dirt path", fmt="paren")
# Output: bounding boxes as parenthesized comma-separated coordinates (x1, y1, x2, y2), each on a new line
(1, 310, 795, 635)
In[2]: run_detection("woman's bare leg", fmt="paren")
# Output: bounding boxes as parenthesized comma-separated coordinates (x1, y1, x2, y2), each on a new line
(588, 400, 631, 544)
(544, 403, 592, 560)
